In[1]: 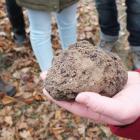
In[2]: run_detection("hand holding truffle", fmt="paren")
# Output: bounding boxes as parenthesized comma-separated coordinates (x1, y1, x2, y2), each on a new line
(45, 41, 128, 100)
(43, 41, 140, 126)
(43, 71, 140, 126)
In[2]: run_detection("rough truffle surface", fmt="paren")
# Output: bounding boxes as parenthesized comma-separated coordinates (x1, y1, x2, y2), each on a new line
(44, 41, 128, 100)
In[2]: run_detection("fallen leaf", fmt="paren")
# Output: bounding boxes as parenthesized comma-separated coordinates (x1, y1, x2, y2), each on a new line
(4, 116, 13, 126)
(19, 130, 32, 139)
(1, 96, 16, 105)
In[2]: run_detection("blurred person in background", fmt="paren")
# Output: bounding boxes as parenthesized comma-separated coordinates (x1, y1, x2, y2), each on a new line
(16, 0, 79, 72)
(95, 0, 140, 70)
(5, 0, 27, 46)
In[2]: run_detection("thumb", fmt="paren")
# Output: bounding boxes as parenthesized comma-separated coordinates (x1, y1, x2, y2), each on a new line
(75, 92, 123, 119)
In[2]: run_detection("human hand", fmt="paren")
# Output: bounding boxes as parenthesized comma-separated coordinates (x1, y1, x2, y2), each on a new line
(43, 71, 140, 126)
(40, 71, 48, 81)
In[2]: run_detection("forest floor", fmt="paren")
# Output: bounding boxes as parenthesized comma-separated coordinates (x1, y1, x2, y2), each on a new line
(0, 0, 131, 139)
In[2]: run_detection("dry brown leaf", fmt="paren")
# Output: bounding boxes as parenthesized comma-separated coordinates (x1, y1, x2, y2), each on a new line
(55, 110, 62, 120)
(0, 128, 15, 140)
(51, 127, 65, 135)
(33, 94, 45, 102)
(18, 122, 28, 130)
(19, 130, 32, 139)
(1, 96, 16, 105)
(4, 116, 13, 126)
(0, 10, 6, 18)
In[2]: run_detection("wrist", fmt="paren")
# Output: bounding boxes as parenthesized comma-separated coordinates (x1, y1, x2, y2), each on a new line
(135, 68, 140, 73)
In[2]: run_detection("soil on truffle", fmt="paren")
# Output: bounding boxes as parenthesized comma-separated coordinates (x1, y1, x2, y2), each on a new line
(44, 41, 128, 101)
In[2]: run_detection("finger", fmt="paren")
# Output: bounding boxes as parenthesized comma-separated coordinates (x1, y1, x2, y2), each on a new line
(67, 104, 124, 125)
(75, 92, 124, 120)
(54, 100, 123, 125)
(90, 113, 124, 125)
(43, 89, 123, 125)
(43, 88, 52, 99)
(40, 71, 48, 81)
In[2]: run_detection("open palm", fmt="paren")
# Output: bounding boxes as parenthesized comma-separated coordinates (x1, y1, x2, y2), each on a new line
(43, 71, 140, 126)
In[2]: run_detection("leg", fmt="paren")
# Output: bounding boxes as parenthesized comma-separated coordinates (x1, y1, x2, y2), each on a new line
(5, 0, 26, 37)
(28, 10, 53, 71)
(126, 0, 140, 69)
(95, 0, 120, 41)
(56, 3, 77, 49)
(126, 0, 140, 46)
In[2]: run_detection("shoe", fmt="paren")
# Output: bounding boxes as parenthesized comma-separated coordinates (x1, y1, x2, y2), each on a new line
(131, 47, 140, 69)
(0, 53, 13, 70)
(13, 33, 27, 46)
(0, 77, 16, 97)
(98, 39, 118, 52)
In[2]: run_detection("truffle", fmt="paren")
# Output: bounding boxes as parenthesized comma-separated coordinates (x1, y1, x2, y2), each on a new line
(44, 41, 128, 100)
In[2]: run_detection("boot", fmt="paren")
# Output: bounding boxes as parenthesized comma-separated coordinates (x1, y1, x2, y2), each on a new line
(131, 47, 140, 70)
(13, 32, 27, 46)
(97, 40, 121, 52)
(98, 39, 118, 52)
(98, 32, 119, 52)
(0, 77, 16, 97)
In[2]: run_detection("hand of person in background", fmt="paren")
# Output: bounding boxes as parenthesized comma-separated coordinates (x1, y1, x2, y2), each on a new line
(42, 71, 140, 126)
(40, 71, 48, 81)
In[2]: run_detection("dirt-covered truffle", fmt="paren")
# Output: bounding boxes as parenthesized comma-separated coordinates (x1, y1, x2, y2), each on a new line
(44, 41, 128, 100)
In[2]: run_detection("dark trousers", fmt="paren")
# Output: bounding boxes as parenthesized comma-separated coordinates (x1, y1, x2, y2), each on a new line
(95, 0, 140, 46)
(5, 0, 25, 36)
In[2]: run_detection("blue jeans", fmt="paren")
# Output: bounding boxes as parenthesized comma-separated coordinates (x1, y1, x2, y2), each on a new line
(95, 0, 140, 46)
(28, 4, 77, 71)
